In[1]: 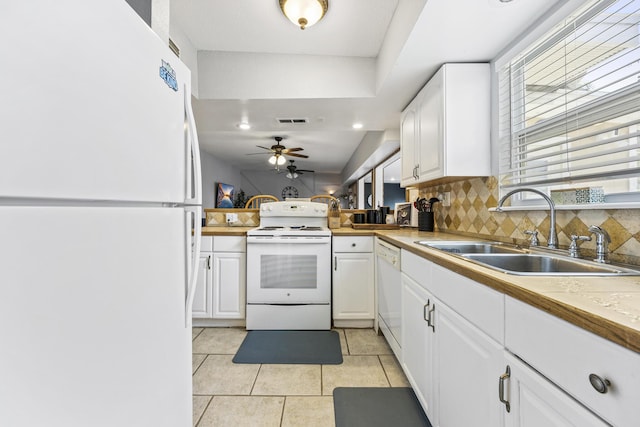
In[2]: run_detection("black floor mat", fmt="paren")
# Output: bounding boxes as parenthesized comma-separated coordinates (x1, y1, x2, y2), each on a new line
(333, 387, 432, 427)
(232, 330, 343, 364)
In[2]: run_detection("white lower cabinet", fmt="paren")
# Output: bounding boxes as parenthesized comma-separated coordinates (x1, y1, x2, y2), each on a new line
(434, 300, 504, 427)
(401, 272, 435, 417)
(503, 352, 608, 427)
(506, 296, 640, 426)
(192, 251, 213, 318)
(212, 252, 245, 318)
(332, 236, 374, 323)
(192, 235, 245, 320)
(401, 250, 504, 427)
(401, 248, 638, 427)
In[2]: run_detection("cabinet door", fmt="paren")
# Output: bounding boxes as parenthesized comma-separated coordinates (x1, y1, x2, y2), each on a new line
(401, 273, 435, 420)
(212, 252, 245, 319)
(417, 69, 444, 181)
(504, 353, 608, 427)
(400, 107, 418, 185)
(434, 300, 504, 427)
(333, 253, 374, 319)
(192, 253, 213, 318)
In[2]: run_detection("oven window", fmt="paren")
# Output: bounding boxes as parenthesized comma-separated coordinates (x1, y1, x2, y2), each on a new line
(260, 255, 318, 289)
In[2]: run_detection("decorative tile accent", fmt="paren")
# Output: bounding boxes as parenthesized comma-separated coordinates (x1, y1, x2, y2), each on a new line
(419, 177, 640, 266)
(205, 209, 259, 227)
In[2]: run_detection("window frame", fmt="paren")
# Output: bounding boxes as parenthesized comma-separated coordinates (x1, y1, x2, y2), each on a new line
(494, 0, 640, 209)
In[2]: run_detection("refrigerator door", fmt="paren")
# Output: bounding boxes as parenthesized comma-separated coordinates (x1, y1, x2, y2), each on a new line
(0, 206, 191, 426)
(0, 1, 196, 204)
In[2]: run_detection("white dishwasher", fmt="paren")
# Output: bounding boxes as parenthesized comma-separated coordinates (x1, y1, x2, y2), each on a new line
(375, 238, 401, 359)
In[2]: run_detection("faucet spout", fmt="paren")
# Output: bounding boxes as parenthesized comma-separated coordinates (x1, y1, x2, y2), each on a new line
(496, 187, 558, 249)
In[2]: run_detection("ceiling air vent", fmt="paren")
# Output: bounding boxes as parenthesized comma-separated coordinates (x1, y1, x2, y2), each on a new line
(168, 38, 180, 57)
(277, 118, 308, 124)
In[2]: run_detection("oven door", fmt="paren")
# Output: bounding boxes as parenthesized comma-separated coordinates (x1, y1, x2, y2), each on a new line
(246, 236, 331, 304)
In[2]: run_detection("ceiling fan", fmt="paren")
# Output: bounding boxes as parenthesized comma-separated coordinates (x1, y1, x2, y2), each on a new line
(285, 160, 314, 179)
(253, 136, 309, 169)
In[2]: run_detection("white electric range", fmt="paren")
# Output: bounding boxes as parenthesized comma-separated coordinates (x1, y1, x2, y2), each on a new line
(246, 200, 332, 330)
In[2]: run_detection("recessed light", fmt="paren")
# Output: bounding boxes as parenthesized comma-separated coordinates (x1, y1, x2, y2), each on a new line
(237, 122, 251, 130)
(352, 123, 363, 129)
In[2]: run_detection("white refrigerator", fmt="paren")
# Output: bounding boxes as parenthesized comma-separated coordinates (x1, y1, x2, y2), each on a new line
(0, 2, 202, 426)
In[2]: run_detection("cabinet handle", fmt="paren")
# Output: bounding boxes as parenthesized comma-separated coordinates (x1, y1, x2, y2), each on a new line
(499, 365, 511, 413)
(207, 255, 211, 270)
(352, 243, 356, 247)
(427, 303, 435, 332)
(334, 256, 337, 271)
(423, 299, 430, 322)
(588, 374, 611, 394)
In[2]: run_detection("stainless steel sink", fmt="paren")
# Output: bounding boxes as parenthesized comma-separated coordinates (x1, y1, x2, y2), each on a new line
(463, 253, 640, 276)
(415, 240, 640, 276)
(415, 241, 525, 254)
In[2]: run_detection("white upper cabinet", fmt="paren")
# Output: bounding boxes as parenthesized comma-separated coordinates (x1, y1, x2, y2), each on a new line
(401, 63, 490, 187)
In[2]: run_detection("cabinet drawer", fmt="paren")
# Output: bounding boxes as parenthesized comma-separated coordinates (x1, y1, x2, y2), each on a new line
(200, 236, 213, 252)
(506, 296, 640, 426)
(213, 236, 246, 253)
(333, 236, 373, 253)
(402, 250, 503, 344)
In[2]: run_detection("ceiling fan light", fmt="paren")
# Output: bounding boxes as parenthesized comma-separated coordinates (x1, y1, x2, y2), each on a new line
(280, 0, 328, 30)
(269, 155, 278, 165)
(277, 155, 287, 165)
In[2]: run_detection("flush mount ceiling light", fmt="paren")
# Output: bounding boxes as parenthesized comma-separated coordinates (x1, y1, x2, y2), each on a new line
(279, 0, 328, 30)
(237, 122, 251, 130)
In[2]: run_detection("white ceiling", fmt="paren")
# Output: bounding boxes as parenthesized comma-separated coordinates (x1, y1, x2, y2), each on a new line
(170, 0, 563, 180)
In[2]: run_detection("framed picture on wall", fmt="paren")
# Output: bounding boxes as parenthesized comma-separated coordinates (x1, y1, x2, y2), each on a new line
(216, 182, 235, 208)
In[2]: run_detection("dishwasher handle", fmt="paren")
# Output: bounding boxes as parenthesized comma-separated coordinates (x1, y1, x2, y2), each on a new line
(376, 240, 401, 270)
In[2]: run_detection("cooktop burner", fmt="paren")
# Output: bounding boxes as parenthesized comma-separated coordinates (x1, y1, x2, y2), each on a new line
(258, 226, 284, 231)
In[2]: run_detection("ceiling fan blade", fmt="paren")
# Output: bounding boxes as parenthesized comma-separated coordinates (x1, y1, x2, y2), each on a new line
(256, 145, 275, 151)
(297, 169, 315, 173)
(287, 153, 309, 158)
(282, 147, 304, 153)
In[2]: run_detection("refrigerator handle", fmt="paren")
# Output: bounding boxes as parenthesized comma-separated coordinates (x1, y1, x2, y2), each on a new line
(184, 206, 202, 327)
(184, 84, 202, 206)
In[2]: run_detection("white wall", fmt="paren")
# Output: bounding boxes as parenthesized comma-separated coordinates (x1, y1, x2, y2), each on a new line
(198, 51, 375, 100)
(169, 20, 199, 97)
(341, 130, 400, 185)
(200, 150, 242, 210)
(240, 170, 343, 200)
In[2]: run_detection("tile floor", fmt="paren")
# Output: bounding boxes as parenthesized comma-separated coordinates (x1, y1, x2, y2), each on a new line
(191, 327, 410, 427)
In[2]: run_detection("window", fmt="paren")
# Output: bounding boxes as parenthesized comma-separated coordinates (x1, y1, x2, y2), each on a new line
(498, 0, 640, 205)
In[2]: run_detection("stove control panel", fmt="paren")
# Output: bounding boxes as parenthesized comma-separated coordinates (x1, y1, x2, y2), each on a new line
(260, 201, 327, 217)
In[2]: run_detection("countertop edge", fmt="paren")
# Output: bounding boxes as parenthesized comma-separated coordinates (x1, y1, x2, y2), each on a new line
(376, 231, 640, 355)
(198, 226, 640, 354)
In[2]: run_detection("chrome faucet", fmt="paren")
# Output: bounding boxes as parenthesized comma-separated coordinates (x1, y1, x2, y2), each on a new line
(495, 188, 558, 249)
(588, 225, 611, 263)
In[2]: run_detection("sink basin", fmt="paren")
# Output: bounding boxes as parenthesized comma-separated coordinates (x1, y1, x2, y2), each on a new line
(463, 254, 640, 276)
(415, 241, 525, 254)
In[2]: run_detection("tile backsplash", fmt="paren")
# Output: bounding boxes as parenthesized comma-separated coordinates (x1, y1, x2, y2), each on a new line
(419, 177, 640, 266)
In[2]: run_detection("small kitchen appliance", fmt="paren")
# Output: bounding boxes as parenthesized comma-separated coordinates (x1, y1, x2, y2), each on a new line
(246, 201, 332, 330)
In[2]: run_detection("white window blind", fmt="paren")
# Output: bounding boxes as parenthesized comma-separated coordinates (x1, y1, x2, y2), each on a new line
(499, 0, 640, 197)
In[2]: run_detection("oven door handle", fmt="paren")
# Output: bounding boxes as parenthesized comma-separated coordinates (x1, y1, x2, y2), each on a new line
(247, 238, 330, 244)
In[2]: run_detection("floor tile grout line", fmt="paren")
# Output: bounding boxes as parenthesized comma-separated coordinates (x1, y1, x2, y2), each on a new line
(279, 396, 287, 427)
(249, 363, 263, 395)
(193, 395, 213, 427)
(378, 355, 392, 388)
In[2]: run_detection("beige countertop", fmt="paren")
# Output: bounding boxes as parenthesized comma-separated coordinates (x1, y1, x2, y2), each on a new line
(373, 229, 640, 354)
(200, 225, 640, 353)
(201, 226, 254, 236)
